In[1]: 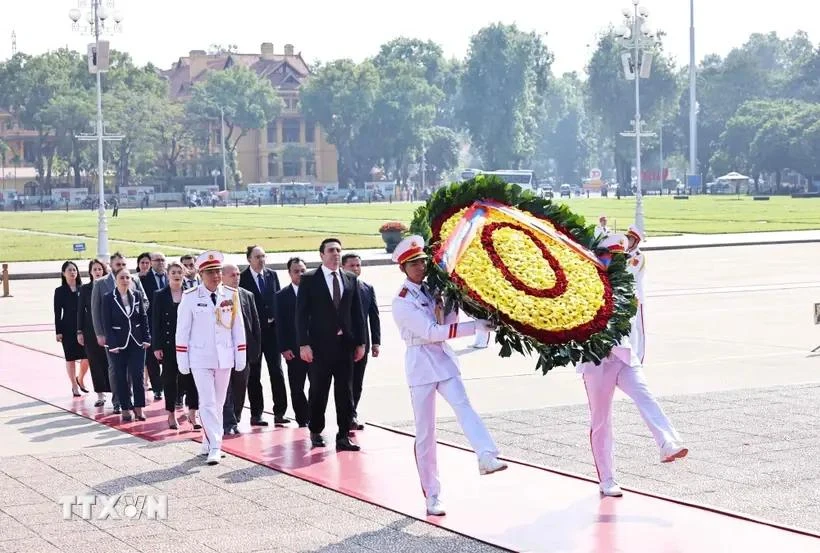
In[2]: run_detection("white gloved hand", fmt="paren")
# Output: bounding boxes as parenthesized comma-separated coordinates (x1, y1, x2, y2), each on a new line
(476, 319, 496, 332)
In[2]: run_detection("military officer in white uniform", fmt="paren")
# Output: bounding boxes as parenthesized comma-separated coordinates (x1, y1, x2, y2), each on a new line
(625, 225, 646, 363)
(176, 251, 246, 465)
(577, 234, 687, 498)
(391, 235, 507, 517)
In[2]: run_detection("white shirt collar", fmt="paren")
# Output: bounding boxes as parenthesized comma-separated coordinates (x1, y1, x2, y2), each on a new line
(321, 265, 340, 278)
(292, 283, 299, 296)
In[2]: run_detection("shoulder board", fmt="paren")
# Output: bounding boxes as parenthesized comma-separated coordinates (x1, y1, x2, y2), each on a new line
(398, 288, 408, 298)
(183, 286, 198, 294)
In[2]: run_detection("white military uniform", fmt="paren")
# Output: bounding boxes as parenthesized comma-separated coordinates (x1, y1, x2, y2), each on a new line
(176, 257, 246, 459)
(577, 233, 683, 488)
(392, 279, 500, 499)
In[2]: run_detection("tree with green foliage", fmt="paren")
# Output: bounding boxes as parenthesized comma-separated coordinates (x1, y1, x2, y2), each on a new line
(586, 31, 678, 191)
(186, 65, 283, 187)
(460, 23, 553, 170)
(300, 59, 380, 186)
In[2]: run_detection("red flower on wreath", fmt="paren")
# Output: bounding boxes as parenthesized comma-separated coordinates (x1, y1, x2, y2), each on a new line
(481, 222, 568, 298)
(432, 200, 615, 345)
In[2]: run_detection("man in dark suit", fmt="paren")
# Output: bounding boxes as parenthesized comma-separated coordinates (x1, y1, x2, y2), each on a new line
(221, 264, 261, 435)
(239, 245, 287, 426)
(342, 253, 381, 431)
(276, 257, 309, 427)
(139, 252, 167, 400)
(297, 238, 366, 451)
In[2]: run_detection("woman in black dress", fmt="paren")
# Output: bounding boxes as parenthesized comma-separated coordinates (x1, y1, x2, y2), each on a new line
(53, 261, 88, 397)
(77, 259, 111, 407)
(151, 261, 199, 429)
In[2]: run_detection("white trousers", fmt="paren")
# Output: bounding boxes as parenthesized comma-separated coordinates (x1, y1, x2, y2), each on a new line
(191, 368, 232, 452)
(410, 376, 498, 498)
(582, 360, 680, 484)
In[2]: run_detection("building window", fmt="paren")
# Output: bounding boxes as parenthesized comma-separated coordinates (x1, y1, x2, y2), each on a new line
(282, 119, 300, 143)
(306, 160, 316, 176)
(23, 142, 36, 164)
(283, 160, 300, 177)
(267, 124, 277, 144)
(305, 119, 315, 143)
(267, 154, 279, 178)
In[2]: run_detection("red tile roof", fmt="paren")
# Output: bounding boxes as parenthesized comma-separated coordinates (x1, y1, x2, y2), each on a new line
(161, 50, 310, 100)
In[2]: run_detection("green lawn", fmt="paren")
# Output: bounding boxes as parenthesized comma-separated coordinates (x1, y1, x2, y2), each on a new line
(1, 196, 818, 262)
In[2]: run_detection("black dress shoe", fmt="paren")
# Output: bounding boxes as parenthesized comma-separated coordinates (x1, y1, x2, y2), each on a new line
(350, 420, 364, 431)
(310, 433, 326, 447)
(298, 422, 309, 428)
(230, 425, 240, 435)
(336, 437, 360, 452)
(274, 415, 291, 425)
(113, 406, 122, 414)
(250, 417, 269, 427)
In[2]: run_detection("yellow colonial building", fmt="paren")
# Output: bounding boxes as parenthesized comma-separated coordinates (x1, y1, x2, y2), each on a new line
(162, 43, 338, 186)
(0, 109, 41, 195)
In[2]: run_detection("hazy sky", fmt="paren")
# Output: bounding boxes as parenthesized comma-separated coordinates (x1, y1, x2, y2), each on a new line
(1, 0, 817, 74)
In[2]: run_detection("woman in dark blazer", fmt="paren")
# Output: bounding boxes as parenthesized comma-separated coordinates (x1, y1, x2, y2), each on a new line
(151, 261, 199, 429)
(53, 260, 88, 397)
(77, 259, 111, 407)
(101, 268, 152, 422)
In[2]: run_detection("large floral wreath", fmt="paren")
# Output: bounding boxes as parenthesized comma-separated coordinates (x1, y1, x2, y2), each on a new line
(409, 176, 637, 374)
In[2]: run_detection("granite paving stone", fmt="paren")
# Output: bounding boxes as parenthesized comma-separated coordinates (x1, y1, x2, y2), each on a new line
(390, 383, 820, 534)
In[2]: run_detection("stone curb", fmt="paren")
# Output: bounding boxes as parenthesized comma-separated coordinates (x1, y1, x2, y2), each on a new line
(5, 237, 820, 281)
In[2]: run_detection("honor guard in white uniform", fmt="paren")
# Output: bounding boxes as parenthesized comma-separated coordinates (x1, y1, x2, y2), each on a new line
(390, 235, 507, 517)
(625, 225, 646, 363)
(577, 234, 687, 498)
(175, 251, 247, 465)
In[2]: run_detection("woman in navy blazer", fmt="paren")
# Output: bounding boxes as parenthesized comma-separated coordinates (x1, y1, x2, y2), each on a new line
(101, 268, 152, 422)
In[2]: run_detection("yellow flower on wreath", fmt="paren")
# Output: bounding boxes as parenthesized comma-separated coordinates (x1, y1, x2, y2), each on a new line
(438, 208, 606, 333)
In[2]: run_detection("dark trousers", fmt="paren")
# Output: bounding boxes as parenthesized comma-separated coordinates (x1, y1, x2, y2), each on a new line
(145, 350, 163, 395)
(247, 325, 287, 418)
(286, 358, 310, 426)
(222, 367, 250, 429)
(352, 354, 369, 420)
(160, 348, 198, 412)
(111, 343, 146, 410)
(308, 337, 354, 440)
(83, 331, 110, 393)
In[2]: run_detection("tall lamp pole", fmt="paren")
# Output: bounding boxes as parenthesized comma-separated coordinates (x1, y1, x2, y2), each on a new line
(688, 0, 698, 191)
(69, 1, 123, 262)
(616, 0, 657, 234)
(220, 106, 229, 191)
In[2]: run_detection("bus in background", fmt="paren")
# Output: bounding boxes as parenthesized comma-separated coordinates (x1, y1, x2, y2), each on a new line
(482, 169, 538, 191)
(461, 168, 483, 181)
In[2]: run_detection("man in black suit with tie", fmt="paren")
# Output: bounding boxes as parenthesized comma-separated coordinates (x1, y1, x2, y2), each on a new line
(221, 263, 262, 435)
(342, 253, 381, 431)
(276, 257, 310, 427)
(239, 245, 287, 426)
(297, 238, 366, 451)
(139, 252, 167, 400)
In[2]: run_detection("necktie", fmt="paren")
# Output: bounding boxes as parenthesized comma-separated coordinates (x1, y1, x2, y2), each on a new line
(257, 273, 266, 294)
(331, 271, 341, 309)
(210, 292, 217, 306)
(159, 274, 165, 288)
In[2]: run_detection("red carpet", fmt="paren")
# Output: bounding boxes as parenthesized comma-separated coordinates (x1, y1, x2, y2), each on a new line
(2, 338, 819, 552)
